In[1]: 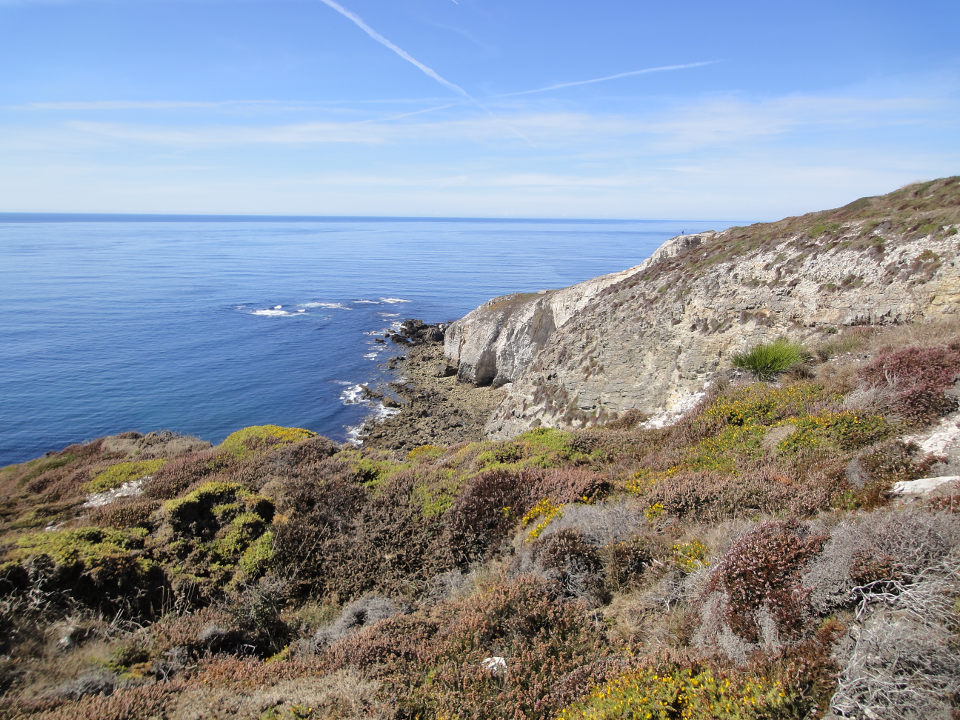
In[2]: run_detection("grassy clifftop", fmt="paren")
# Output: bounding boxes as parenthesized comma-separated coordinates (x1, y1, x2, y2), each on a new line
(1, 317, 959, 718)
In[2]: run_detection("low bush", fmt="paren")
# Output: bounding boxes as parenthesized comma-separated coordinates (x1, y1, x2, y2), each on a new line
(705, 520, 827, 643)
(2, 526, 166, 618)
(858, 345, 960, 425)
(732, 339, 808, 381)
(557, 659, 795, 720)
(217, 425, 316, 460)
(85, 459, 166, 494)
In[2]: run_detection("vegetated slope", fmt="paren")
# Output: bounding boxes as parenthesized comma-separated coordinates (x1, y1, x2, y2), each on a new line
(469, 177, 960, 439)
(0, 317, 959, 719)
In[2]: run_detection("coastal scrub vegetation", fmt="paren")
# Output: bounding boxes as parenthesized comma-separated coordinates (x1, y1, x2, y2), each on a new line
(1, 338, 959, 716)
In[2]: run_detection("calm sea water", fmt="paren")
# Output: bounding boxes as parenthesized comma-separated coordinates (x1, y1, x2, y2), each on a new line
(0, 216, 739, 466)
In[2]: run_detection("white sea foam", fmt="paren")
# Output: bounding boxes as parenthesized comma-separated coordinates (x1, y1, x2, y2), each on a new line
(298, 309, 305, 313)
(375, 402, 401, 419)
(252, 309, 294, 317)
(340, 383, 365, 404)
(273, 305, 282, 309)
(379, 312, 400, 317)
(364, 352, 378, 360)
(299, 302, 352, 310)
(353, 299, 380, 304)
(381, 297, 411, 304)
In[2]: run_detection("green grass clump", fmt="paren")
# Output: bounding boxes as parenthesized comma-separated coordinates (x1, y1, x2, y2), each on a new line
(217, 425, 315, 460)
(732, 339, 807, 381)
(86, 459, 167, 493)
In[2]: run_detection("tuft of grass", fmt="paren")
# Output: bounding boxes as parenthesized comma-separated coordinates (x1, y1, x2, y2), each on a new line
(86, 459, 167, 494)
(732, 339, 807, 381)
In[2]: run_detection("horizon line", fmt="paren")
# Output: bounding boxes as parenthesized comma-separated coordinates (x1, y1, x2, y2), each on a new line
(0, 211, 750, 225)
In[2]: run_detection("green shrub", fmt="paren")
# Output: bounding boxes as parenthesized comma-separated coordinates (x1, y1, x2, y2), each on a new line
(164, 482, 274, 549)
(217, 425, 315, 460)
(732, 340, 807, 381)
(5, 527, 165, 617)
(86, 459, 167, 493)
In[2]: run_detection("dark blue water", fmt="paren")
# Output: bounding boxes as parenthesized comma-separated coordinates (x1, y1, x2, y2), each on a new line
(0, 216, 738, 466)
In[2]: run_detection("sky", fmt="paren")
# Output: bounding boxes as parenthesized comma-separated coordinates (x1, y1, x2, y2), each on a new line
(1, 0, 958, 219)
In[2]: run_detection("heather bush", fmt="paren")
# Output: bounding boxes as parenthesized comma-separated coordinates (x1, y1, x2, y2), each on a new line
(141, 448, 222, 501)
(82, 497, 161, 530)
(705, 520, 827, 644)
(857, 345, 960, 425)
(406, 575, 609, 719)
(442, 467, 608, 567)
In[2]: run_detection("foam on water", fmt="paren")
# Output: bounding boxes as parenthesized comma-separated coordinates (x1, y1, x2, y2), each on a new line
(381, 298, 411, 304)
(252, 308, 295, 317)
(299, 302, 352, 310)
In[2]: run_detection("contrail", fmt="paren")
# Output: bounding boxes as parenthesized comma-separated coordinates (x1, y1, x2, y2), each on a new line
(496, 61, 717, 98)
(318, 0, 534, 145)
(318, 0, 469, 98)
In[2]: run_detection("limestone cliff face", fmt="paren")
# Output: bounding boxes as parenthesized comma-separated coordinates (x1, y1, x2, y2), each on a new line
(443, 233, 711, 388)
(442, 177, 960, 440)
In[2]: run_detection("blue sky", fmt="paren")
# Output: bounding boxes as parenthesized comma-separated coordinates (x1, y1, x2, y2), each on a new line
(1, 0, 958, 218)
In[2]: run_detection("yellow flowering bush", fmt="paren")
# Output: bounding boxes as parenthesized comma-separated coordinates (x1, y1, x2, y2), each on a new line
(673, 539, 709, 573)
(522, 497, 563, 540)
(557, 665, 790, 720)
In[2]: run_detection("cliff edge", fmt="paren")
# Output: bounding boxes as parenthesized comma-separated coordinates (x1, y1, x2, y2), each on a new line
(443, 177, 960, 439)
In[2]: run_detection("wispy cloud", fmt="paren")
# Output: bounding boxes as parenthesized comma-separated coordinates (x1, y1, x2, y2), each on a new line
(318, 0, 469, 98)
(318, 0, 534, 145)
(494, 61, 718, 98)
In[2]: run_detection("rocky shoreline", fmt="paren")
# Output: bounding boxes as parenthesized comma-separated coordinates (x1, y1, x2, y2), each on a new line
(356, 320, 505, 451)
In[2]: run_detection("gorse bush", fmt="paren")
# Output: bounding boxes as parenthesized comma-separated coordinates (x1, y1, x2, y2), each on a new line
(732, 340, 808, 381)
(85, 459, 166, 494)
(217, 425, 316, 460)
(557, 661, 793, 720)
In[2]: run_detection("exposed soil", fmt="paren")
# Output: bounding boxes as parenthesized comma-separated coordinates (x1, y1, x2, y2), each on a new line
(358, 341, 505, 452)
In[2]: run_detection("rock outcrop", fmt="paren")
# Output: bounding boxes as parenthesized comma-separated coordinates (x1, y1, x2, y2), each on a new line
(441, 177, 960, 440)
(444, 232, 711, 388)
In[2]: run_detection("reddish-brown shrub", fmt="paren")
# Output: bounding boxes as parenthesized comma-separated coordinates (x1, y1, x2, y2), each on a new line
(141, 448, 222, 500)
(329, 574, 608, 720)
(707, 520, 827, 642)
(858, 345, 960, 425)
(83, 498, 161, 530)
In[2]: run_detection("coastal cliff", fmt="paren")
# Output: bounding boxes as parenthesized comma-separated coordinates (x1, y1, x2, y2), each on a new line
(442, 177, 960, 439)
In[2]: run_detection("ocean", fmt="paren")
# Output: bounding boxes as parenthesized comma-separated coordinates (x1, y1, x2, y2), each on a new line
(0, 215, 740, 466)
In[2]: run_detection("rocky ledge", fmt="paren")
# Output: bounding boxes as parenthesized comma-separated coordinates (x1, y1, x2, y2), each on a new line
(358, 333, 505, 451)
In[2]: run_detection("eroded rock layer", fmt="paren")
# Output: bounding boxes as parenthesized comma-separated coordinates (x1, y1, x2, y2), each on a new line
(442, 178, 960, 439)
